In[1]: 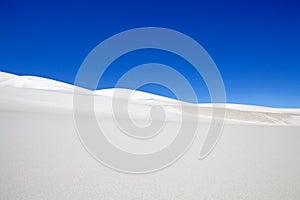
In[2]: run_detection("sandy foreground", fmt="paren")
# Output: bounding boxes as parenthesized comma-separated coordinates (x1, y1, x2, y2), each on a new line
(1, 72, 300, 199)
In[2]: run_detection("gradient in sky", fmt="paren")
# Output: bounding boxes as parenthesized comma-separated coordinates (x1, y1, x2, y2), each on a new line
(0, 0, 299, 107)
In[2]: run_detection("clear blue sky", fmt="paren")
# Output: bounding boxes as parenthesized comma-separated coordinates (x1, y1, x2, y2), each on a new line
(0, 0, 299, 107)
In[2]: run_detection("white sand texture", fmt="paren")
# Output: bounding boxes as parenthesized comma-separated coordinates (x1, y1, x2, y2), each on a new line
(1, 71, 300, 199)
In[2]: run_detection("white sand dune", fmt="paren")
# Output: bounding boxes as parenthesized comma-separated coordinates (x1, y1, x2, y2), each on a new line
(0, 72, 75, 92)
(1, 72, 300, 199)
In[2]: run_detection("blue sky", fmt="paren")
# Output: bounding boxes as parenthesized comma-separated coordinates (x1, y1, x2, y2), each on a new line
(0, 0, 299, 107)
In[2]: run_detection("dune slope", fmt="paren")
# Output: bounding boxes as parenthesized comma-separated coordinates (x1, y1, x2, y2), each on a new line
(1, 72, 300, 200)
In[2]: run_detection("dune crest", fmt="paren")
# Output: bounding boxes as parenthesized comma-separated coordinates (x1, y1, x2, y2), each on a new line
(0, 72, 299, 126)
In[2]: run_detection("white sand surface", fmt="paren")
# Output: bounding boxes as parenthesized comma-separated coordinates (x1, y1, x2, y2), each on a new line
(1, 72, 300, 199)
